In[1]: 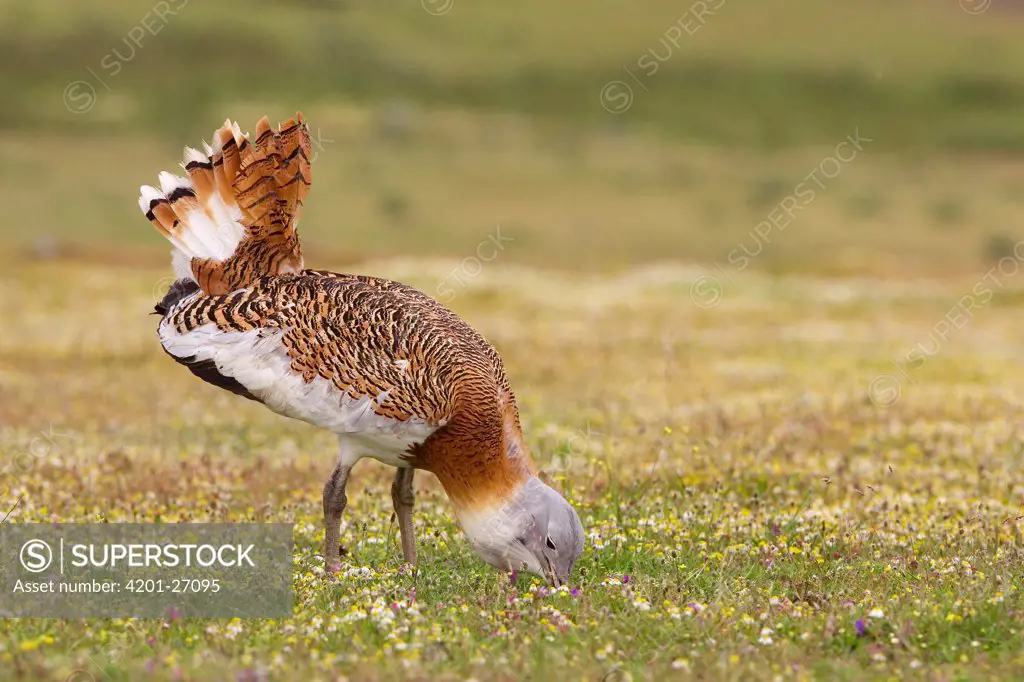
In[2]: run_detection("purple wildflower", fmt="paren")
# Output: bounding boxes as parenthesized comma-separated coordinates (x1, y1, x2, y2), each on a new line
(622, 575, 632, 584)
(570, 587, 581, 598)
(855, 619, 867, 637)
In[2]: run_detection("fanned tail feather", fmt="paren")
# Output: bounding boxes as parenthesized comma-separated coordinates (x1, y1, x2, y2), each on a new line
(139, 112, 313, 295)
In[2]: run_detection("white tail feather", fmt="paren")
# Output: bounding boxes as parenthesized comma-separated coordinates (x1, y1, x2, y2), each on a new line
(138, 120, 251, 281)
(171, 250, 193, 281)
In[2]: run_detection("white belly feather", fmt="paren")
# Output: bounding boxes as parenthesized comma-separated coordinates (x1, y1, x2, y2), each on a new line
(159, 318, 440, 468)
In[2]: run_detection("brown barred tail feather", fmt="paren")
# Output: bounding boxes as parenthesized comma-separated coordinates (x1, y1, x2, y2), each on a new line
(138, 113, 313, 296)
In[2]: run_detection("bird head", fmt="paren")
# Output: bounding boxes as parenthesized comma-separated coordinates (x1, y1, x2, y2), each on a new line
(460, 476, 584, 586)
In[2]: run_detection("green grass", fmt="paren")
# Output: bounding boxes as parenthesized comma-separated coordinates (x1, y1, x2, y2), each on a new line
(4, 105, 1024, 277)
(5, 0, 1024, 149)
(3, 261, 1024, 679)
(3, 0, 1024, 277)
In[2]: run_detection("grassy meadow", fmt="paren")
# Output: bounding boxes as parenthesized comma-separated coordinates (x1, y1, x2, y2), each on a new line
(5, 263, 1024, 681)
(4, 0, 1024, 680)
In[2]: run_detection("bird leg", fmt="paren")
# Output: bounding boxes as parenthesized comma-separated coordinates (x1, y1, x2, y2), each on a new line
(391, 467, 417, 565)
(322, 463, 351, 574)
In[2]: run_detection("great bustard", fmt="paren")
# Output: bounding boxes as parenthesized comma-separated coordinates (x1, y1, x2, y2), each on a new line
(138, 113, 584, 584)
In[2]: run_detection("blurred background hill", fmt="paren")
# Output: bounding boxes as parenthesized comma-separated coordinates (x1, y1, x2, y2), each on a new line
(3, 0, 1024, 276)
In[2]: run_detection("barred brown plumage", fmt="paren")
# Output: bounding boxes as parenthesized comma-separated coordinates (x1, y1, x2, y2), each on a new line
(139, 113, 584, 585)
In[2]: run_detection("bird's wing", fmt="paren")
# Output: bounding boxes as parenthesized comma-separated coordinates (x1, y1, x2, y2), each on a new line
(158, 272, 472, 436)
